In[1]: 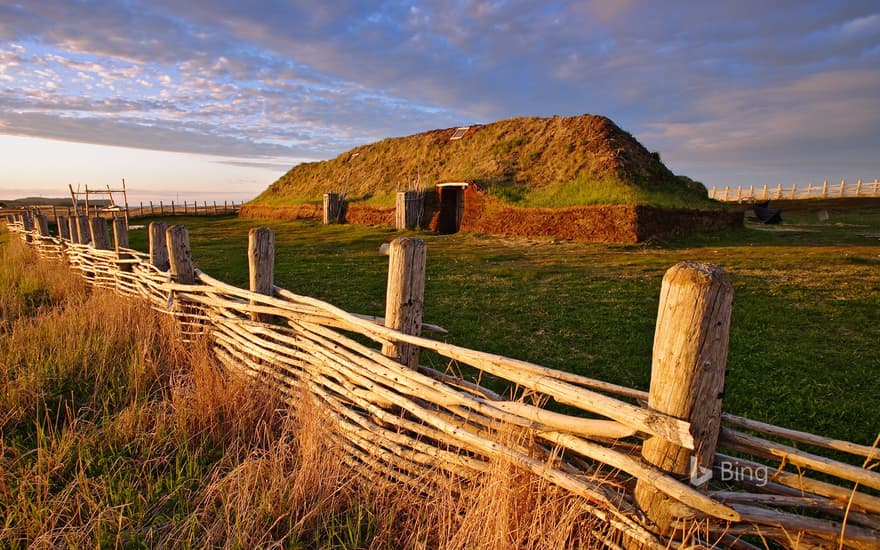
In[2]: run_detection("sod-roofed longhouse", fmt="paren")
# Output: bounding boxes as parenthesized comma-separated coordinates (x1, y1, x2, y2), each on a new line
(242, 114, 742, 242)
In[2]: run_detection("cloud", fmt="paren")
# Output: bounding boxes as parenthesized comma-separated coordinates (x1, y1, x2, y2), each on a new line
(0, 0, 878, 187)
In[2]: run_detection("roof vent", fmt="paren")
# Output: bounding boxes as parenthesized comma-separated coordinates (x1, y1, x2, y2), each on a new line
(449, 126, 470, 140)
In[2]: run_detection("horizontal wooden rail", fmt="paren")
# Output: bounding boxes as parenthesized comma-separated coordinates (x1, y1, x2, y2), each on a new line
(709, 179, 880, 202)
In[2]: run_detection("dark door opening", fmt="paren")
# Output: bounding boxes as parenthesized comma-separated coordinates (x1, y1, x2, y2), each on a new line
(437, 186, 465, 233)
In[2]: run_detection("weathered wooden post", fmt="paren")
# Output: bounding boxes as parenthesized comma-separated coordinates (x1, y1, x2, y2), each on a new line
(149, 221, 170, 270)
(166, 225, 195, 284)
(68, 216, 79, 243)
(57, 215, 70, 240)
(381, 237, 426, 368)
(112, 217, 132, 272)
(113, 217, 128, 250)
(395, 191, 422, 230)
(822, 180, 828, 198)
(160, 200, 165, 215)
(77, 216, 91, 245)
(323, 192, 341, 224)
(150, 200, 155, 215)
(171, 200, 176, 216)
(634, 262, 733, 538)
(35, 214, 50, 237)
(213, 200, 217, 214)
(839, 179, 846, 198)
(89, 217, 112, 249)
(248, 227, 275, 323)
(21, 213, 34, 242)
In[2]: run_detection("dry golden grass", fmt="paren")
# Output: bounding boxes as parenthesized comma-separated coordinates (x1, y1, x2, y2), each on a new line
(1, 234, 616, 549)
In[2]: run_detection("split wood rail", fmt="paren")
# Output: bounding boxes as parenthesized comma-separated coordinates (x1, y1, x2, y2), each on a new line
(5, 212, 879, 550)
(709, 179, 880, 202)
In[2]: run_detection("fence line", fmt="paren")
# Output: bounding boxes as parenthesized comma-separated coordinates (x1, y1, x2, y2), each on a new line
(5, 212, 880, 549)
(709, 179, 880, 202)
(1, 199, 243, 220)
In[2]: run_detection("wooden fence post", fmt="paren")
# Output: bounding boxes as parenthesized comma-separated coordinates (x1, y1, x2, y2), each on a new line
(113, 217, 128, 250)
(166, 225, 195, 284)
(89, 217, 112, 249)
(634, 262, 733, 537)
(68, 216, 79, 244)
(160, 200, 165, 215)
(77, 216, 91, 245)
(248, 227, 275, 323)
(823, 180, 828, 198)
(381, 237, 426, 368)
(171, 200, 176, 216)
(21, 213, 34, 242)
(839, 179, 846, 197)
(35, 214, 50, 236)
(149, 221, 170, 270)
(57, 215, 70, 240)
(213, 200, 217, 214)
(856, 179, 862, 196)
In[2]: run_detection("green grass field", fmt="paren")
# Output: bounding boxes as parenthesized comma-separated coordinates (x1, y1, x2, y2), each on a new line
(123, 208, 880, 447)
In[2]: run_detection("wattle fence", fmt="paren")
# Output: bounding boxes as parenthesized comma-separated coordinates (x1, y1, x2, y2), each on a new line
(5, 212, 880, 549)
(709, 179, 880, 202)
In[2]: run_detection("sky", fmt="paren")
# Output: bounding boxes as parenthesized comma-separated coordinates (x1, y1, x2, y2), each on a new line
(0, 1, 878, 202)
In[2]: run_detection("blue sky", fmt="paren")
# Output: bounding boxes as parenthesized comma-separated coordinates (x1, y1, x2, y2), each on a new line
(1, 0, 878, 202)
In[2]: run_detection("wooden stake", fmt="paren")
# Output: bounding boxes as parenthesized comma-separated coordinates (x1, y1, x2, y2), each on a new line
(381, 237, 426, 368)
(35, 214, 50, 236)
(77, 215, 91, 245)
(89, 217, 112, 249)
(149, 221, 170, 270)
(113, 217, 128, 249)
(248, 227, 275, 323)
(68, 216, 79, 243)
(166, 225, 195, 284)
(634, 262, 733, 536)
(57, 215, 70, 240)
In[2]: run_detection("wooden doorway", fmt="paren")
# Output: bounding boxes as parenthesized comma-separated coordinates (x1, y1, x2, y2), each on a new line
(436, 183, 467, 234)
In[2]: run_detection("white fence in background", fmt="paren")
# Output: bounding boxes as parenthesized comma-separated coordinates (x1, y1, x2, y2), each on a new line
(709, 179, 880, 202)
